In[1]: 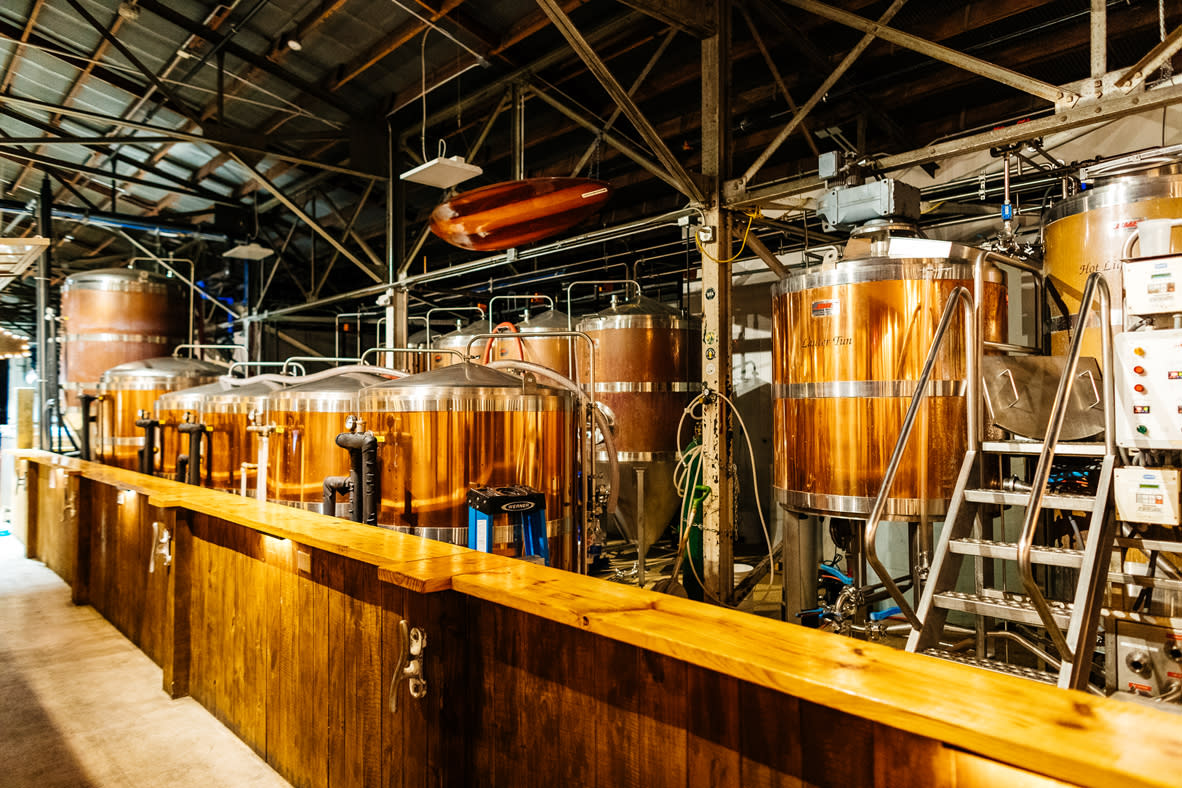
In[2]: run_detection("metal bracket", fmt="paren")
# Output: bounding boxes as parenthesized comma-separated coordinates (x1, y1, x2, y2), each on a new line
(388, 619, 427, 713)
(148, 521, 172, 573)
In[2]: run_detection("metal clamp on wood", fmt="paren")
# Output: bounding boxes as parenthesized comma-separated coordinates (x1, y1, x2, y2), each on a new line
(149, 520, 172, 573)
(389, 619, 427, 714)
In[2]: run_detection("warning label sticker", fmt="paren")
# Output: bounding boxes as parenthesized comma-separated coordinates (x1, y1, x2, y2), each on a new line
(811, 299, 839, 318)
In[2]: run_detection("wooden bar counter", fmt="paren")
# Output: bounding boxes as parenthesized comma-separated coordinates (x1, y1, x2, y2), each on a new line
(12, 449, 1182, 788)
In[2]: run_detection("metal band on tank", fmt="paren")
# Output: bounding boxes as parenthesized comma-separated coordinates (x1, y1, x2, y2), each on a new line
(410, 522, 566, 546)
(266, 394, 359, 413)
(774, 488, 949, 518)
(1043, 173, 1182, 225)
(591, 381, 701, 393)
(203, 398, 268, 414)
(98, 377, 217, 391)
(106, 436, 146, 447)
(63, 332, 174, 344)
(599, 450, 681, 463)
(63, 278, 174, 295)
(359, 392, 572, 413)
(776, 261, 975, 294)
(575, 315, 697, 332)
(773, 380, 967, 399)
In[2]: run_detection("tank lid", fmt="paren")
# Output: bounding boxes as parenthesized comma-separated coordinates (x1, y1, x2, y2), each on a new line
(432, 319, 486, 345)
(156, 380, 232, 405)
(516, 308, 571, 333)
(206, 379, 284, 402)
(367, 361, 559, 393)
(582, 293, 678, 319)
(63, 268, 176, 287)
(100, 356, 225, 383)
(273, 369, 387, 396)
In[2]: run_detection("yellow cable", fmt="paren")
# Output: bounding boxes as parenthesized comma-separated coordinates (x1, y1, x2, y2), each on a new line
(694, 211, 758, 264)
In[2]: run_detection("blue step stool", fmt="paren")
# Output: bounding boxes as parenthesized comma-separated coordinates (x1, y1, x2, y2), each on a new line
(466, 485, 549, 565)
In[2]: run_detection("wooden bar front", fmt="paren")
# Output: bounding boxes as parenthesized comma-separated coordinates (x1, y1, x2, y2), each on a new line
(12, 450, 1182, 788)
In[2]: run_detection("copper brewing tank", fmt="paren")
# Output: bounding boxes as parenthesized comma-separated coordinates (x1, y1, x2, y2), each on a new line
(402, 327, 430, 375)
(265, 369, 388, 512)
(203, 379, 284, 493)
(61, 269, 186, 407)
(576, 295, 699, 553)
(155, 380, 230, 481)
(1043, 165, 1182, 355)
(96, 357, 224, 471)
(771, 238, 1007, 518)
(357, 363, 577, 568)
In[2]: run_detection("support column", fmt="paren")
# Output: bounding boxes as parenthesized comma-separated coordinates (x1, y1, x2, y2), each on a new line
(511, 81, 525, 181)
(36, 176, 53, 451)
(384, 287, 408, 369)
(699, 1, 734, 603)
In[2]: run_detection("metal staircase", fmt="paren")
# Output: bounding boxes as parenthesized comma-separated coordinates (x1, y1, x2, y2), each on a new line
(904, 272, 1117, 691)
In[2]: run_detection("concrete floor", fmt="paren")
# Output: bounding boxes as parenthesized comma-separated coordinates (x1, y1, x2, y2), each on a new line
(0, 534, 291, 788)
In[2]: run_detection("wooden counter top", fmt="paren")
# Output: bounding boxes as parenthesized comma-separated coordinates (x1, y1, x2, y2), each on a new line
(15, 450, 1182, 787)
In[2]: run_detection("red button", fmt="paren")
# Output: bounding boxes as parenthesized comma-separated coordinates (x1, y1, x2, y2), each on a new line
(1134, 384, 1147, 393)
(1134, 365, 1146, 375)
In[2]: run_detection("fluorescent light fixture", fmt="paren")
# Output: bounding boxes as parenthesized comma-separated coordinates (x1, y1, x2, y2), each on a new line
(400, 155, 483, 189)
(223, 242, 274, 261)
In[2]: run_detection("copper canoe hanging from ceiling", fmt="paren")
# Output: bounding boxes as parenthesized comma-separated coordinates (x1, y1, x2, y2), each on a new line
(430, 177, 612, 251)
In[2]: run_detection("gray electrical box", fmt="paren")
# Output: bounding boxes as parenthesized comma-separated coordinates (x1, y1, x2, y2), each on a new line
(818, 179, 922, 232)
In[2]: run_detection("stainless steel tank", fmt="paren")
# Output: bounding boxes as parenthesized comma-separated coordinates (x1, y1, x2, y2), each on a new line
(1044, 164, 1182, 356)
(431, 319, 487, 367)
(507, 308, 575, 377)
(576, 295, 699, 554)
(265, 369, 389, 513)
(154, 380, 230, 482)
(61, 269, 186, 408)
(357, 363, 577, 568)
(204, 379, 284, 493)
(96, 357, 223, 471)
(771, 237, 1007, 518)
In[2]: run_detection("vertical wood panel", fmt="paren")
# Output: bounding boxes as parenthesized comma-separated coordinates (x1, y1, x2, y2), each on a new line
(380, 582, 406, 788)
(491, 603, 522, 788)
(637, 651, 687, 788)
(188, 515, 210, 711)
(266, 532, 297, 778)
(23, 462, 39, 559)
(800, 700, 875, 787)
(426, 592, 470, 788)
(873, 725, 955, 787)
(739, 681, 803, 788)
(687, 664, 741, 788)
(595, 628, 642, 788)
(239, 530, 270, 754)
(163, 511, 191, 698)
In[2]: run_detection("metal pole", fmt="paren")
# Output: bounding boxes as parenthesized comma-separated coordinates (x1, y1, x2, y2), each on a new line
(36, 176, 52, 450)
(512, 81, 525, 181)
(1090, 0, 1107, 81)
(699, 0, 734, 603)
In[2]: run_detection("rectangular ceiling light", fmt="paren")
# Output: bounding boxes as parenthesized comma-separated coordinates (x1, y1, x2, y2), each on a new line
(400, 155, 483, 189)
(0, 237, 50, 293)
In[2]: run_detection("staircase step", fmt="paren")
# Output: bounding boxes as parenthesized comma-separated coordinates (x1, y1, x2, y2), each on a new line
(921, 648, 1058, 684)
(949, 538, 1084, 568)
(982, 440, 1108, 457)
(933, 590, 1074, 628)
(964, 488, 1097, 512)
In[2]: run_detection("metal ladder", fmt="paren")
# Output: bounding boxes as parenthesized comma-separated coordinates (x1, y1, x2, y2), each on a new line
(905, 272, 1117, 690)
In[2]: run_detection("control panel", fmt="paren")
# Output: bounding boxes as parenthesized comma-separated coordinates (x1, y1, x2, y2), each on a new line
(1112, 619, 1182, 699)
(1114, 468, 1181, 525)
(1114, 329, 1182, 449)
(1124, 256, 1182, 317)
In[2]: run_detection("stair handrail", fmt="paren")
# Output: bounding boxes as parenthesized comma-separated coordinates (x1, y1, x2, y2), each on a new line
(865, 285, 977, 630)
(1016, 272, 1114, 663)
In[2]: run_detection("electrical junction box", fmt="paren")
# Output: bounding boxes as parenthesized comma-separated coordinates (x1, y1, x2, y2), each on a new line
(1111, 619, 1182, 699)
(1114, 467, 1181, 525)
(1114, 329, 1182, 449)
(1124, 256, 1182, 317)
(817, 179, 921, 232)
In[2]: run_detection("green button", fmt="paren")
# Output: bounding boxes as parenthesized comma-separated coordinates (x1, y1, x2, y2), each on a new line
(1137, 425, 1150, 435)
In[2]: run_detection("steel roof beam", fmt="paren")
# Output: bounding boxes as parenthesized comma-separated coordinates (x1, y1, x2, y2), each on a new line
(781, 0, 1077, 105)
(133, 0, 359, 120)
(535, 0, 703, 201)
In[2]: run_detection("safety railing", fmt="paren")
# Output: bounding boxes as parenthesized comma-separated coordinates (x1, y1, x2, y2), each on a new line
(1015, 272, 1114, 662)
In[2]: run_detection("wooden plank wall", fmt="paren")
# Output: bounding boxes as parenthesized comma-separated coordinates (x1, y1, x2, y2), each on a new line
(183, 513, 468, 788)
(30, 464, 76, 584)
(467, 601, 1070, 788)
(16, 456, 1136, 788)
(84, 486, 171, 667)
